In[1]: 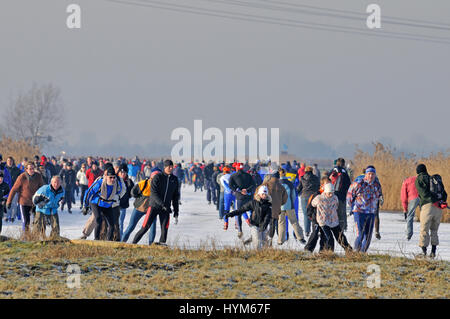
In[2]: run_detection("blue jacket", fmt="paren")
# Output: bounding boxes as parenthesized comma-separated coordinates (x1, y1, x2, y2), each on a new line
(127, 164, 140, 178)
(33, 184, 65, 216)
(280, 177, 296, 211)
(0, 163, 12, 188)
(84, 177, 123, 208)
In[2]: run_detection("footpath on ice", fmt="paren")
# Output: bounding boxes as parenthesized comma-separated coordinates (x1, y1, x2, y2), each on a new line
(2, 184, 449, 261)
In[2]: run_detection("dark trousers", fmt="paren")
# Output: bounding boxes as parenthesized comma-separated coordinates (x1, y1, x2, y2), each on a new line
(235, 197, 251, 232)
(304, 222, 325, 252)
(133, 208, 170, 244)
(61, 187, 74, 210)
(20, 205, 33, 233)
(91, 203, 115, 241)
(112, 206, 121, 241)
(320, 225, 352, 252)
(205, 179, 217, 203)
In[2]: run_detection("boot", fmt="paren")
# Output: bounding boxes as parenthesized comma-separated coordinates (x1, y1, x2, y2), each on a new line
(430, 245, 437, 258)
(421, 246, 427, 257)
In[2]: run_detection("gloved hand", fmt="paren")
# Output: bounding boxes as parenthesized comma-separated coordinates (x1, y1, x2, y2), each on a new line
(7, 202, 11, 210)
(81, 206, 89, 215)
(404, 212, 407, 220)
(379, 196, 384, 207)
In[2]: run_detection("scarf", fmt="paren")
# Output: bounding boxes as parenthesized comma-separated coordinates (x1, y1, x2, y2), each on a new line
(100, 177, 117, 202)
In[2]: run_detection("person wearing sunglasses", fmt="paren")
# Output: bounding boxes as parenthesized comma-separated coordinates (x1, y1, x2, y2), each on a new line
(82, 167, 123, 241)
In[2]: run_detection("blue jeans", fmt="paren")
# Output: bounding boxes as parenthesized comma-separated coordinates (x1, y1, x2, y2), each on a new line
(218, 192, 224, 219)
(353, 212, 375, 252)
(300, 197, 311, 235)
(406, 198, 420, 240)
(119, 208, 127, 239)
(121, 208, 156, 244)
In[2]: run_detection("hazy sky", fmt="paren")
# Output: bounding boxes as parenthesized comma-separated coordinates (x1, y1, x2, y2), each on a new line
(1, 0, 449, 157)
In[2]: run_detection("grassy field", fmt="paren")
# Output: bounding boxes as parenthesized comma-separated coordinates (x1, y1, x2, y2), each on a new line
(0, 239, 448, 299)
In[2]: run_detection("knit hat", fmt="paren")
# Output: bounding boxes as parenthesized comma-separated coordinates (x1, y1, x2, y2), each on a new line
(223, 166, 231, 173)
(164, 159, 174, 167)
(257, 185, 269, 196)
(323, 183, 334, 194)
(236, 163, 244, 170)
(119, 163, 128, 173)
(365, 166, 376, 174)
(106, 167, 116, 176)
(416, 164, 427, 174)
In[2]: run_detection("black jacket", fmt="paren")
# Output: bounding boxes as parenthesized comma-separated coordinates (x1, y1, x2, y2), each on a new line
(297, 171, 320, 199)
(119, 178, 135, 209)
(203, 163, 214, 181)
(229, 171, 256, 201)
(59, 169, 77, 189)
(149, 172, 180, 216)
(212, 170, 221, 188)
(0, 181, 10, 209)
(228, 197, 272, 231)
(6, 165, 21, 186)
(328, 166, 351, 202)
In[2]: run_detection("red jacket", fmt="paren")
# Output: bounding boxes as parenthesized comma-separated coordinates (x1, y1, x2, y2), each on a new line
(401, 176, 419, 211)
(298, 166, 306, 179)
(86, 168, 103, 187)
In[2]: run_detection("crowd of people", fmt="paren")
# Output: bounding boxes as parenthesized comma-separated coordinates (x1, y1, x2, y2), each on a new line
(0, 153, 447, 258)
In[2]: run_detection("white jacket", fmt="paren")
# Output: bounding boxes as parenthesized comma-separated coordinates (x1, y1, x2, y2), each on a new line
(77, 170, 89, 186)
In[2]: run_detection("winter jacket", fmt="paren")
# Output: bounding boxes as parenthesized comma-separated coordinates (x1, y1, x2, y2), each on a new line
(131, 178, 152, 212)
(6, 172, 44, 207)
(0, 182, 10, 210)
(219, 173, 234, 195)
(401, 176, 419, 211)
(32, 184, 65, 216)
(265, 176, 287, 219)
(280, 177, 295, 211)
(84, 177, 123, 209)
(212, 170, 221, 189)
(76, 170, 89, 186)
(0, 163, 12, 188)
(297, 166, 306, 179)
(227, 193, 272, 232)
(119, 177, 134, 209)
(6, 165, 21, 186)
(346, 178, 382, 214)
(229, 170, 256, 201)
(297, 171, 320, 199)
(415, 172, 447, 208)
(311, 193, 340, 227)
(216, 172, 225, 192)
(328, 166, 351, 202)
(128, 164, 140, 178)
(86, 168, 103, 187)
(59, 168, 77, 190)
(149, 172, 180, 216)
(203, 163, 214, 181)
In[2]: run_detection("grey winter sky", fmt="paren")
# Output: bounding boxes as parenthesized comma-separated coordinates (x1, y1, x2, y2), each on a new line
(1, 0, 450, 158)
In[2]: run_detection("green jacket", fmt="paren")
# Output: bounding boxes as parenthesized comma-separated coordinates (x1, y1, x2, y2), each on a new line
(415, 172, 435, 208)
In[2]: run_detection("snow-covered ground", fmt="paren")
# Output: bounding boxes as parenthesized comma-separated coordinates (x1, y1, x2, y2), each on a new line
(2, 184, 449, 261)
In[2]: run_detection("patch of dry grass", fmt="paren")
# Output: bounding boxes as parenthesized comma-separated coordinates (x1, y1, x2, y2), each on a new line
(0, 240, 448, 299)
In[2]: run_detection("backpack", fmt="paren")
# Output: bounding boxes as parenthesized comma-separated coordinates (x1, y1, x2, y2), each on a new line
(430, 174, 446, 201)
(330, 169, 343, 193)
(131, 178, 149, 198)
